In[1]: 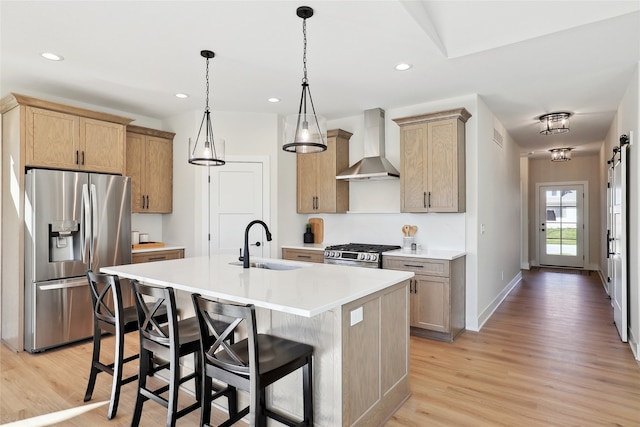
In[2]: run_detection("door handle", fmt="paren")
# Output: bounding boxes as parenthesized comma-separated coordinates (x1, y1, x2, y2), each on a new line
(251, 241, 261, 247)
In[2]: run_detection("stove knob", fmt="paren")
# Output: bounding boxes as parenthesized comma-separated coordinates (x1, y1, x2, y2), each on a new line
(371, 254, 378, 262)
(324, 251, 329, 257)
(358, 253, 365, 260)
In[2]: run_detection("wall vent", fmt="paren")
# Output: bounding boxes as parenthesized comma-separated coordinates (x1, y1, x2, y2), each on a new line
(493, 128, 504, 148)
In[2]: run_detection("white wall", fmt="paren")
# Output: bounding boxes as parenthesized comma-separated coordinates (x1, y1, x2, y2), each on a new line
(162, 109, 283, 257)
(474, 97, 522, 330)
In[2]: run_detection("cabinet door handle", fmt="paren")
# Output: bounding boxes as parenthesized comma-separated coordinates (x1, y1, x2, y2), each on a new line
(148, 256, 167, 261)
(428, 191, 431, 208)
(414, 279, 417, 294)
(423, 192, 426, 208)
(403, 264, 424, 269)
(81, 151, 85, 165)
(141, 195, 146, 209)
(297, 255, 312, 259)
(146, 195, 149, 209)
(76, 150, 79, 165)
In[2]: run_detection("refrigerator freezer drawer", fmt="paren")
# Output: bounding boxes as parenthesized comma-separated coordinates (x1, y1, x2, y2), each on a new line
(25, 278, 93, 352)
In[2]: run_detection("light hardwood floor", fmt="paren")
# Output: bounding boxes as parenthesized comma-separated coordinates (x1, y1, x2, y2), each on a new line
(389, 269, 640, 426)
(1, 269, 639, 426)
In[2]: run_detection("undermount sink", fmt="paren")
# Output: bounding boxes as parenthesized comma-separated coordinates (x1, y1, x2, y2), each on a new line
(229, 261, 306, 271)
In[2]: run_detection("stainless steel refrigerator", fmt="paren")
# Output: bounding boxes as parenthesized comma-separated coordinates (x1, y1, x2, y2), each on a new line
(24, 169, 131, 352)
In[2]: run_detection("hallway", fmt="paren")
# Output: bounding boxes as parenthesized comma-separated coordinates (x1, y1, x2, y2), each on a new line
(388, 268, 640, 426)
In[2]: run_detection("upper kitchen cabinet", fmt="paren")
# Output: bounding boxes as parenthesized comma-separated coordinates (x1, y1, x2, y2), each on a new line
(393, 108, 471, 213)
(297, 129, 351, 213)
(16, 95, 132, 174)
(126, 125, 175, 213)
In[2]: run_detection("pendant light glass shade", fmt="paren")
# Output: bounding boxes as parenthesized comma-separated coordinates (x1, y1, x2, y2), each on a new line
(549, 148, 572, 162)
(539, 112, 571, 135)
(189, 50, 225, 166)
(283, 6, 327, 153)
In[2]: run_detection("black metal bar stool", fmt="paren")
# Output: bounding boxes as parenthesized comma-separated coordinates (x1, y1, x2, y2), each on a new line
(84, 270, 144, 419)
(192, 293, 314, 427)
(130, 281, 235, 427)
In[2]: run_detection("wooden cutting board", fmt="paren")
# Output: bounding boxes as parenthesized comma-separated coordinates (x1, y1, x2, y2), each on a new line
(132, 242, 165, 250)
(308, 218, 324, 243)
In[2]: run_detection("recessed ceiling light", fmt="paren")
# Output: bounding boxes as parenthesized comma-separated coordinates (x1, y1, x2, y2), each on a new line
(175, 93, 189, 99)
(394, 63, 412, 71)
(268, 97, 281, 103)
(41, 52, 64, 61)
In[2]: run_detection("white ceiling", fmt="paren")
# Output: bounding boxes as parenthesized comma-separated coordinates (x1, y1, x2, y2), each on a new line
(2, 1, 639, 158)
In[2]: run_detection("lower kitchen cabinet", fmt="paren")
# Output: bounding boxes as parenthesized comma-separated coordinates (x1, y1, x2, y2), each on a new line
(132, 248, 184, 264)
(281, 248, 325, 263)
(383, 255, 465, 342)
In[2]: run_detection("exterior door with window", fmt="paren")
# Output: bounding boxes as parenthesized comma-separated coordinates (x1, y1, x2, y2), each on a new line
(538, 184, 585, 268)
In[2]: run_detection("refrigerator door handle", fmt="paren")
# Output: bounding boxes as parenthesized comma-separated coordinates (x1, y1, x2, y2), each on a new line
(90, 183, 98, 253)
(82, 183, 91, 264)
(38, 281, 88, 291)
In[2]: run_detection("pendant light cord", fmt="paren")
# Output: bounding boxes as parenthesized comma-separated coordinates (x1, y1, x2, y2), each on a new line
(302, 18, 308, 85)
(205, 57, 210, 113)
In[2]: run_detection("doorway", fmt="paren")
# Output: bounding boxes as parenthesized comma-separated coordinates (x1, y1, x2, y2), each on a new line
(536, 182, 587, 268)
(202, 158, 270, 258)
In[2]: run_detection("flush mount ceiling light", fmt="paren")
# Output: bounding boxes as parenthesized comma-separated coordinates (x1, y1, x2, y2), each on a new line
(549, 148, 572, 162)
(539, 112, 571, 135)
(189, 50, 225, 166)
(283, 6, 327, 154)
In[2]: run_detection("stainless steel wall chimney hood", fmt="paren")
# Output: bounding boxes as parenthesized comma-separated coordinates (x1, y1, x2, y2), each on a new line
(336, 108, 400, 181)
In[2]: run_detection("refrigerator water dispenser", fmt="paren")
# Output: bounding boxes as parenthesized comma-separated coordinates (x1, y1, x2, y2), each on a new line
(49, 220, 80, 262)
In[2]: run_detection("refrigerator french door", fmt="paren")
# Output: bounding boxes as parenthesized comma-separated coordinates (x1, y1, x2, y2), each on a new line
(24, 169, 131, 352)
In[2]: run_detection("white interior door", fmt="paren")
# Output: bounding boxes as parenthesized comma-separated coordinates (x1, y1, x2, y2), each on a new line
(610, 147, 627, 342)
(207, 161, 268, 258)
(538, 184, 585, 268)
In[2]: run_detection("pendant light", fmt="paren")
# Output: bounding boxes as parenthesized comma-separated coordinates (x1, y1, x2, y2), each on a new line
(283, 6, 327, 153)
(189, 50, 225, 166)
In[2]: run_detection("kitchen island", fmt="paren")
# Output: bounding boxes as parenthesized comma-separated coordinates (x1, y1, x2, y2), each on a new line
(102, 254, 413, 426)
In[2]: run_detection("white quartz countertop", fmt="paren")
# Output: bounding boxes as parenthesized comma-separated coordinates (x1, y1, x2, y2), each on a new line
(132, 244, 185, 254)
(102, 254, 413, 317)
(280, 243, 328, 251)
(383, 249, 466, 261)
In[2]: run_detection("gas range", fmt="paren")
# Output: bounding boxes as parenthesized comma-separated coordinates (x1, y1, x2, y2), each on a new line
(324, 243, 401, 269)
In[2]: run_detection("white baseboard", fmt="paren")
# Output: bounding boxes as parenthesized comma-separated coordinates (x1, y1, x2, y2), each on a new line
(520, 262, 530, 270)
(629, 327, 640, 361)
(476, 271, 523, 332)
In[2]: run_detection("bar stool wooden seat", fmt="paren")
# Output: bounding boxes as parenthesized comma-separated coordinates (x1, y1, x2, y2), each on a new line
(192, 293, 314, 427)
(84, 270, 148, 419)
(130, 281, 235, 427)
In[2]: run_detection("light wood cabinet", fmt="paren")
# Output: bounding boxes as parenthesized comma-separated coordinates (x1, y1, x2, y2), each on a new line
(296, 129, 351, 213)
(383, 255, 465, 342)
(126, 125, 175, 213)
(393, 108, 471, 213)
(281, 248, 325, 263)
(25, 105, 127, 174)
(132, 248, 184, 264)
